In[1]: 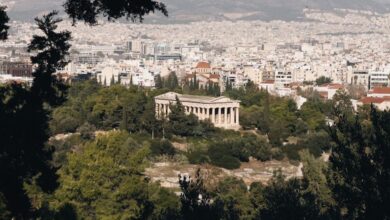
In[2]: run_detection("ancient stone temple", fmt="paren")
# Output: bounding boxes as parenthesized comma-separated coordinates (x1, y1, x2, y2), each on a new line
(154, 92, 240, 130)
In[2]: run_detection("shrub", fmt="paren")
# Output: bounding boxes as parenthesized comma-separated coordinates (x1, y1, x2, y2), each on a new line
(211, 155, 241, 170)
(187, 148, 209, 164)
(271, 148, 285, 161)
(150, 139, 176, 156)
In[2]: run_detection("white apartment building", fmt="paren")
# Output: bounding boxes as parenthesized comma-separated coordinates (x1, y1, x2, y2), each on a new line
(274, 70, 293, 88)
(369, 70, 390, 89)
(348, 70, 369, 88)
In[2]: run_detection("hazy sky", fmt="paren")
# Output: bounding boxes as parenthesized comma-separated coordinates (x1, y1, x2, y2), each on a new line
(4, 0, 390, 22)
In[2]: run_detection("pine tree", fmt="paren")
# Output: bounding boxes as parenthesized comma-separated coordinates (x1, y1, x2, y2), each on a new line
(64, 0, 168, 25)
(0, 11, 71, 218)
(0, 5, 9, 40)
(328, 107, 390, 219)
(179, 169, 220, 220)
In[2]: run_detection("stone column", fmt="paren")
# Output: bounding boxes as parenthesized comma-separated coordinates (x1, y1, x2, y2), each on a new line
(156, 103, 159, 118)
(218, 108, 222, 125)
(229, 107, 234, 124)
(232, 107, 236, 124)
(211, 108, 215, 123)
(235, 107, 239, 125)
(224, 107, 228, 125)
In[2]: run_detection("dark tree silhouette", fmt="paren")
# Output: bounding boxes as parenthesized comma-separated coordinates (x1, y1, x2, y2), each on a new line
(28, 11, 72, 106)
(64, 0, 168, 25)
(0, 11, 71, 218)
(0, 5, 9, 40)
(328, 107, 390, 219)
(179, 169, 220, 220)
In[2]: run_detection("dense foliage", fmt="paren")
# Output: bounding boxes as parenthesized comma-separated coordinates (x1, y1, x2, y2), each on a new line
(328, 107, 390, 219)
(43, 132, 180, 219)
(0, 12, 71, 218)
(316, 76, 333, 85)
(0, 5, 9, 40)
(64, 0, 168, 25)
(2, 0, 390, 218)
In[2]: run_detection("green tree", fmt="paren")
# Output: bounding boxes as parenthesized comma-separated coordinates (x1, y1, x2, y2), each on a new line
(249, 182, 266, 219)
(150, 139, 176, 156)
(110, 74, 115, 86)
(64, 0, 168, 25)
(0, 193, 11, 220)
(165, 72, 179, 90)
(51, 131, 180, 219)
(155, 74, 163, 89)
(299, 101, 327, 131)
(0, 5, 9, 40)
(179, 169, 220, 220)
(214, 177, 254, 219)
(261, 172, 306, 220)
(166, 96, 213, 137)
(327, 107, 390, 219)
(0, 12, 71, 218)
(50, 106, 82, 134)
(316, 76, 332, 86)
(299, 150, 336, 219)
(332, 89, 354, 118)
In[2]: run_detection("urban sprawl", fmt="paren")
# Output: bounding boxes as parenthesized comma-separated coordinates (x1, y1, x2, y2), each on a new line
(2, 9, 390, 110)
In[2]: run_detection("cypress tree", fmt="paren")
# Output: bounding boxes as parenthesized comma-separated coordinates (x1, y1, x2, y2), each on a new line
(110, 74, 115, 86)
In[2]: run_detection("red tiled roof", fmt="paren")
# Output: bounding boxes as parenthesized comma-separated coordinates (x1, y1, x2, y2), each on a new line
(196, 62, 211, 69)
(209, 74, 220, 79)
(328, 83, 344, 89)
(319, 91, 328, 98)
(359, 97, 390, 104)
(369, 87, 390, 94)
(262, 80, 275, 84)
(185, 74, 195, 79)
(360, 97, 383, 104)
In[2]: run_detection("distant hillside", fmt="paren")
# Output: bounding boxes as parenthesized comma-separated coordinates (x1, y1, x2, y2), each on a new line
(4, 0, 390, 22)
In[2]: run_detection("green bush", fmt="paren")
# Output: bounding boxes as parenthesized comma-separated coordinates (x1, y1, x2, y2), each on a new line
(211, 155, 241, 170)
(282, 144, 302, 161)
(271, 148, 285, 161)
(187, 148, 209, 164)
(150, 139, 176, 156)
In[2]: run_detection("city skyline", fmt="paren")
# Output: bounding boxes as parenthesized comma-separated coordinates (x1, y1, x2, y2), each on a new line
(4, 0, 390, 22)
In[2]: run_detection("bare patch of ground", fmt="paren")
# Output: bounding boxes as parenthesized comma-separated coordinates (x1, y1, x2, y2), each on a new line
(144, 159, 302, 190)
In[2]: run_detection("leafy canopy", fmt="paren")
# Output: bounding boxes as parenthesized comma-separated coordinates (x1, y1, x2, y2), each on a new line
(64, 0, 168, 25)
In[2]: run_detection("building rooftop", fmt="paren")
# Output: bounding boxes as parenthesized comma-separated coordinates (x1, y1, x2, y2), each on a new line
(369, 87, 390, 94)
(359, 97, 390, 104)
(196, 62, 211, 69)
